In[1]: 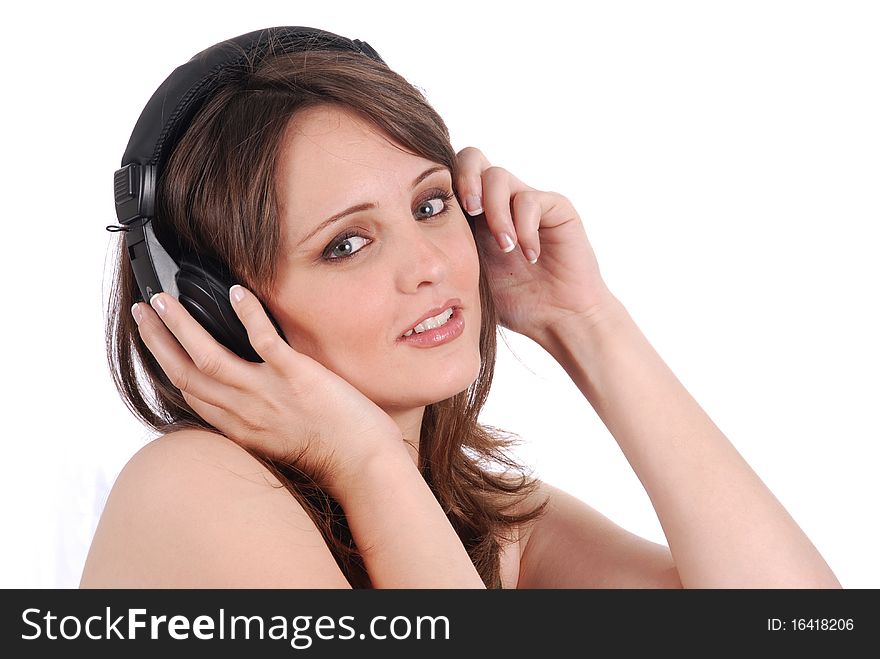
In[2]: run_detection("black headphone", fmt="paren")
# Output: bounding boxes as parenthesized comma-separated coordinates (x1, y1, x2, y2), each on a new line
(109, 26, 388, 362)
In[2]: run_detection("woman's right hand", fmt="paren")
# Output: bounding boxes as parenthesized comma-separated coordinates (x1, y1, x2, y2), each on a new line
(131, 284, 404, 492)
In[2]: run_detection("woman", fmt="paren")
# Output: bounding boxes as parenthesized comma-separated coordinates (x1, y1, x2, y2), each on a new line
(81, 27, 840, 589)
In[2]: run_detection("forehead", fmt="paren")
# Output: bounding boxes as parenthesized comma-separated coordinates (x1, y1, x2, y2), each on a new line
(276, 105, 440, 212)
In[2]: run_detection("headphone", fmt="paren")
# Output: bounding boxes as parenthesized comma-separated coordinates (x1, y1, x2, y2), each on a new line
(110, 27, 388, 362)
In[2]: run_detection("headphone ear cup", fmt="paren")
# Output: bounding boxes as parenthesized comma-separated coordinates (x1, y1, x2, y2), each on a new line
(175, 255, 286, 363)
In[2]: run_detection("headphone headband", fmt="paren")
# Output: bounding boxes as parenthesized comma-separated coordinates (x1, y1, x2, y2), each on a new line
(121, 26, 385, 173)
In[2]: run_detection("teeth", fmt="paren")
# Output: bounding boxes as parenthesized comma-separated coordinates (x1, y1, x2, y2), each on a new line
(403, 307, 454, 337)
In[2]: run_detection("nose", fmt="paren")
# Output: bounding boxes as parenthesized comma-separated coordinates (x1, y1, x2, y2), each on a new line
(394, 220, 450, 292)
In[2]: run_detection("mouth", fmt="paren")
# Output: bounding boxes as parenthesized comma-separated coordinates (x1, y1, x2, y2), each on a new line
(399, 298, 461, 338)
(397, 298, 464, 347)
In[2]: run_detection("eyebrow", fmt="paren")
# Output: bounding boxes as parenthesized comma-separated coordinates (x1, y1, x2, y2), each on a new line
(295, 165, 450, 248)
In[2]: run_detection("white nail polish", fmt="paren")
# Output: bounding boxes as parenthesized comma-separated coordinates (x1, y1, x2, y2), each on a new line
(466, 194, 483, 216)
(499, 233, 515, 253)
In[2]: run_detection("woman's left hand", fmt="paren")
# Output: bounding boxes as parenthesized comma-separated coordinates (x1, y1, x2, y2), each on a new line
(454, 147, 618, 345)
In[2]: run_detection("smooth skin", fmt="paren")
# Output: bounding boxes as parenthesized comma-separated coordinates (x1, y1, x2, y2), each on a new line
(81, 107, 841, 588)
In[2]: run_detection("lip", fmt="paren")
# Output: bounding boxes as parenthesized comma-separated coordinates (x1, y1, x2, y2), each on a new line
(397, 306, 465, 348)
(399, 298, 462, 339)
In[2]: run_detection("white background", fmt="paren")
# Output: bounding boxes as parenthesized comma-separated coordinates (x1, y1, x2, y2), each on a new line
(2, 1, 877, 589)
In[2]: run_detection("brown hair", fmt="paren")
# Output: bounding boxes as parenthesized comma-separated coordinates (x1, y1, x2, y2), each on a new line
(105, 45, 548, 588)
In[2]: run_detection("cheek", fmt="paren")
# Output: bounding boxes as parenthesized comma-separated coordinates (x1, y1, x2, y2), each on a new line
(270, 285, 388, 365)
(302, 302, 393, 392)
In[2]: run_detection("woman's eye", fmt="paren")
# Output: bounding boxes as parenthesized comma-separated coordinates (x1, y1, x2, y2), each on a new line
(415, 196, 448, 220)
(326, 234, 370, 260)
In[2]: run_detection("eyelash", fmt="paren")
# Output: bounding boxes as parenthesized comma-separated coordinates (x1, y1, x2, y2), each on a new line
(321, 188, 457, 263)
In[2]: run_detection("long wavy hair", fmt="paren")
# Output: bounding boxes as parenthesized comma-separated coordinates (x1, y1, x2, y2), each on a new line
(105, 45, 548, 588)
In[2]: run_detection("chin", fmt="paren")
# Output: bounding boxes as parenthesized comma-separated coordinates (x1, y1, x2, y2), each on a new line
(420, 352, 482, 403)
(377, 350, 482, 409)
(418, 377, 475, 406)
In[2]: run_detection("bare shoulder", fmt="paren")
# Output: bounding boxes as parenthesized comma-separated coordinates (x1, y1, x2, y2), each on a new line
(516, 480, 682, 588)
(79, 428, 351, 588)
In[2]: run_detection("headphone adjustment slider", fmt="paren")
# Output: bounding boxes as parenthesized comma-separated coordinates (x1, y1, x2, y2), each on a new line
(113, 163, 157, 224)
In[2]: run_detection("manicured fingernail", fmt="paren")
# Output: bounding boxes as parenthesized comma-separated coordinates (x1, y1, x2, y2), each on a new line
(230, 285, 246, 304)
(131, 303, 143, 325)
(465, 194, 483, 216)
(150, 293, 166, 316)
(525, 249, 538, 264)
(498, 233, 515, 253)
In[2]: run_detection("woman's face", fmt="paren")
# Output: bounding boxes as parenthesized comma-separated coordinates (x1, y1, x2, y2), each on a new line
(268, 104, 483, 412)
